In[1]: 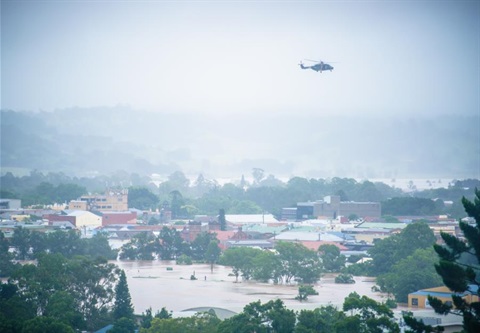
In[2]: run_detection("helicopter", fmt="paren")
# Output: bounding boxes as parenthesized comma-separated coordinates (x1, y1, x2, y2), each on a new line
(299, 59, 334, 73)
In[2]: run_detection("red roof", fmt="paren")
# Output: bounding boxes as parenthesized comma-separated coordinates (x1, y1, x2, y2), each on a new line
(210, 230, 236, 241)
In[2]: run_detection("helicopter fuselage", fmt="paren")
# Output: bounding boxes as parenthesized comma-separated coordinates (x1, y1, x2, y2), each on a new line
(299, 61, 334, 73)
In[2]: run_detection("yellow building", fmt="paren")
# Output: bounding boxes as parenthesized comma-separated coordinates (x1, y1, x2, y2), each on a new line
(69, 190, 128, 212)
(11, 214, 30, 221)
(408, 285, 479, 309)
(68, 200, 88, 210)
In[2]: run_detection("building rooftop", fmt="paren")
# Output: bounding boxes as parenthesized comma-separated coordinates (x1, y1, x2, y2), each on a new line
(225, 214, 279, 224)
(355, 222, 407, 229)
(273, 231, 346, 242)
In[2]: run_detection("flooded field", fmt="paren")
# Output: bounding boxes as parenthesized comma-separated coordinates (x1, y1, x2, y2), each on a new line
(114, 260, 388, 315)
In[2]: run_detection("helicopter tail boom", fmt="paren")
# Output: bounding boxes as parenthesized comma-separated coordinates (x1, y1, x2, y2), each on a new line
(299, 62, 309, 70)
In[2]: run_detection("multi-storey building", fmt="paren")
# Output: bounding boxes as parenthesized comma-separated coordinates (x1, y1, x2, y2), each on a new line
(69, 190, 128, 212)
(295, 195, 381, 220)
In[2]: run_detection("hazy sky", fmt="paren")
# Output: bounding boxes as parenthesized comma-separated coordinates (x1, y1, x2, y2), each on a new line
(1, 1, 479, 117)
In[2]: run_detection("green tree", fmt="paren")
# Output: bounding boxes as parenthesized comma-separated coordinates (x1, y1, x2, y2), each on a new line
(343, 292, 399, 333)
(45, 291, 84, 329)
(219, 247, 263, 282)
(229, 200, 263, 214)
(67, 256, 119, 331)
(168, 171, 190, 191)
(155, 307, 172, 319)
(109, 317, 137, 333)
(11, 226, 31, 260)
(54, 183, 87, 203)
(119, 232, 157, 260)
(0, 232, 16, 277)
(319, 244, 346, 272)
(426, 189, 480, 333)
(0, 282, 36, 333)
(12, 253, 69, 315)
(169, 190, 185, 219)
(252, 250, 282, 283)
(296, 285, 318, 302)
(190, 232, 218, 261)
(128, 187, 159, 210)
(142, 312, 220, 333)
(140, 307, 154, 329)
(83, 232, 118, 260)
(252, 168, 265, 185)
(376, 247, 442, 302)
(296, 305, 346, 333)
(113, 270, 134, 321)
(29, 231, 48, 257)
(205, 240, 221, 273)
(46, 230, 83, 258)
(276, 241, 322, 284)
(21, 316, 75, 333)
(403, 315, 444, 333)
(33, 182, 56, 205)
(218, 208, 226, 231)
(381, 197, 438, 216)
(217, 299, 295, 333)
(397, 222, 437, 254)
(368, 222, 436, 275)
(158, 227, 185, 260)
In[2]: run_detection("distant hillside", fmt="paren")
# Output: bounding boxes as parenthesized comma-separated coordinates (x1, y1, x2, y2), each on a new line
(1, 107, 479, 179)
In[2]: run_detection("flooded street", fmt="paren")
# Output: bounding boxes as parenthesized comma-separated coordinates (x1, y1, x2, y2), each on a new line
(114, 260, 389, 315)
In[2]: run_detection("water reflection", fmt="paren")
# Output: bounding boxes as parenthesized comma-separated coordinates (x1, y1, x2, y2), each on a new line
(113, 260, 387, 315)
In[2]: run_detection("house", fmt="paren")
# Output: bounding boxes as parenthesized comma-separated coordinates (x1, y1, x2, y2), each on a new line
(408, 285, 479, 309)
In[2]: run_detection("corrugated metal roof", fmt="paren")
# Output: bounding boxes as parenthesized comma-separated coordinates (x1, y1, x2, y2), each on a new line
(356, 222, 407, 229)
(274, 231, 345, 242)
(226, 214, 278, 224)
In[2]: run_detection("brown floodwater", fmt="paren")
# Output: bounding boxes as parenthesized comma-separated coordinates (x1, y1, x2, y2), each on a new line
(113, 260, 388, 315)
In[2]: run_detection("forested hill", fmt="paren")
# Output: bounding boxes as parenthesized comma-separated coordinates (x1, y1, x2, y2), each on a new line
(1, 107, 478, 179)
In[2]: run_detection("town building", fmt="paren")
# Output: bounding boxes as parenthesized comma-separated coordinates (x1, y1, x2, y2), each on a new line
(225, 214, 280, 225)
(101, 211, 137, 226)
(408, 285, 479, 309)
(0, 199, 21, 210)
(45, 210, 102, 228)
(69, 190, 128, 212)
(294, 195, 381, 220)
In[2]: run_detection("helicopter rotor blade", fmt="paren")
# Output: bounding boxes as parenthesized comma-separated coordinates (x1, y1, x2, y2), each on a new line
(304, 58, 338, 63)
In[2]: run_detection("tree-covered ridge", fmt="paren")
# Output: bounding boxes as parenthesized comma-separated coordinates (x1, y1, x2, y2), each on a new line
(2, 170, 478, 219)
(2, 108, 479, 179)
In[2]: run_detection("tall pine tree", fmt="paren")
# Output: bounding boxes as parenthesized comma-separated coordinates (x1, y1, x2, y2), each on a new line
(430, 189, 480, 332)
(219, 209, 226, 231)
(113, 270, 134, 321)
(406, 189, 480, 333)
